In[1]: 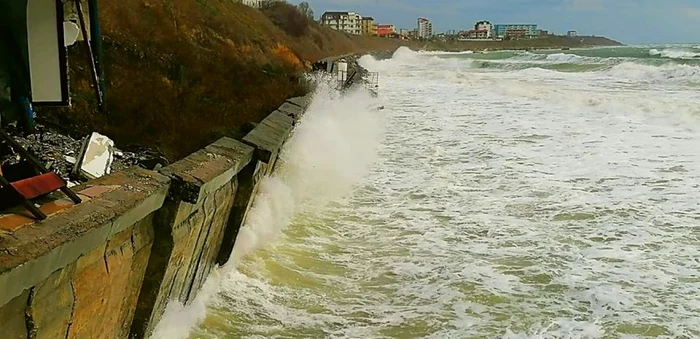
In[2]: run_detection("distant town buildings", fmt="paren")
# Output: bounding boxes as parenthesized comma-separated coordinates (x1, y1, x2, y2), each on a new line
(376, 24, 396, 37)
(361, 17, 377, 36)
(264, 4, 567, 42)
(238, 1, 581, 43)
(493, 24, 538, 39)
(320, 11, 363, 35)
(417, 17, 433, 38)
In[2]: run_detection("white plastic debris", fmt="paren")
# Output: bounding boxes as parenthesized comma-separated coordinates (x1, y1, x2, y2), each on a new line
(78, 132, 115, 179)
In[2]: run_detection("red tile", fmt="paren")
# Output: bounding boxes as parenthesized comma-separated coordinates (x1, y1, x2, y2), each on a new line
(78, 185, 119, 199)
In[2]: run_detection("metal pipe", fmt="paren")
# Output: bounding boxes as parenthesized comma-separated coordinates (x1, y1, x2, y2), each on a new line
(88, 0, 105, 109)
(74, 0, 103, 109)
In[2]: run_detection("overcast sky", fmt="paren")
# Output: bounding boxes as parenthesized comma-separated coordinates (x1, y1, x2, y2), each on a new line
(291, 0, 700, 44)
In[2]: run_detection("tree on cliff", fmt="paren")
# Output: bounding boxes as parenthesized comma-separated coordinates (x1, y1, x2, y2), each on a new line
(296, 1, 314, 20)
(261, 1, 311, 37)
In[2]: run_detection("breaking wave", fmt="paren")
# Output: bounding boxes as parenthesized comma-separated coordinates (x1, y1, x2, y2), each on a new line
(649, 48, 700, 59)
(174, 43, 700, 338)
(608, 62, 700, 83)
(150, 78, 384, 338)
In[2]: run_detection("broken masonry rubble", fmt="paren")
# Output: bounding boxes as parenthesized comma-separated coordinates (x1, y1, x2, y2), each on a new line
(0, 124, 169, 185)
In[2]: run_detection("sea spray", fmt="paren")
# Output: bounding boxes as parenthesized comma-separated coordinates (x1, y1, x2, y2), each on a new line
(150, 76, 385, 339)
(232, 78, 384, 261)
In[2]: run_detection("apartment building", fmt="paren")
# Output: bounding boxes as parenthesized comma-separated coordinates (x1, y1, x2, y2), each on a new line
(417, 17, 433, 38)
(321, 11, 362, 35)
(493, 24, 538, 38)
(474, 20, 493, 38)
(361, 16, 377, 36)
(376, 24, 396, 37)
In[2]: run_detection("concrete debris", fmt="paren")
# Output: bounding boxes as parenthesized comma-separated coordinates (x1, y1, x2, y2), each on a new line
(76, 132, 115, 179)
(0, 124, 83, 179)
(0, 124, 168, 185)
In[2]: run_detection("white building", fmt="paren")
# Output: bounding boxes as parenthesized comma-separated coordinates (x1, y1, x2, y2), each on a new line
(417, 17, 433, 38)
(321, 11, 363, 35)
(240, 0, 271, 8)
(475, 20, 493, 38)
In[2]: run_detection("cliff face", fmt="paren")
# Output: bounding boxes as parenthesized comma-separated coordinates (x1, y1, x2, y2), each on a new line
(43, 0, 401, 160)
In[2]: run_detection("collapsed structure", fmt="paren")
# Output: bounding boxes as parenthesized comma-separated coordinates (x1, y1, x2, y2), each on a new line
(311, 54, 379, 95)
(0, 0, 132, 219)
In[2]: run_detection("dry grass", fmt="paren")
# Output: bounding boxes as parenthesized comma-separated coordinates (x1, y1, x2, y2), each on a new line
(40, 0, 401, 160)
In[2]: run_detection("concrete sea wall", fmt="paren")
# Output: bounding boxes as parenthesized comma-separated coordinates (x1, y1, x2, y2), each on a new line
(0, 94, 312, 339)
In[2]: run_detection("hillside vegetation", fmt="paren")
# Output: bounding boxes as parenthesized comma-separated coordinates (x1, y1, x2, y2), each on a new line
(44, 0, 402, 160)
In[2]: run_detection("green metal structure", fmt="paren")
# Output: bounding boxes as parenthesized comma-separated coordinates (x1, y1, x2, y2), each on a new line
(0, 0, 32, 131)
(0, 0, 104, 134)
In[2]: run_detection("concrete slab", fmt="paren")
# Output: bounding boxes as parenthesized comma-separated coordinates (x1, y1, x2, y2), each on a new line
(159, 137, 254, 204)
(278, 102, 304, 120)
(79, 132, 115, 179)
(242, 129, 280, 163)
(286, 94, 312, 109)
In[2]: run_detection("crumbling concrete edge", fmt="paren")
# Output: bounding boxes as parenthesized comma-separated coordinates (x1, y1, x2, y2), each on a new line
(0, 169, 170, 308)
(159, 137, 254, 206)
(131, 137, 254, 339)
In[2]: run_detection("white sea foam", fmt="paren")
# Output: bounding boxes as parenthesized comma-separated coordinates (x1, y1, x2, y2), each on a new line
(168, 46, 700, 338)
(649, 48, 700, 59)
(149, 78, 384, 339)
(608, 62, 700, 83)
(545, 53, 593, 63)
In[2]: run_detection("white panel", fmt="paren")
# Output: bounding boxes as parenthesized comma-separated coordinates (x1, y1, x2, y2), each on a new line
(26, 0, 66, 104)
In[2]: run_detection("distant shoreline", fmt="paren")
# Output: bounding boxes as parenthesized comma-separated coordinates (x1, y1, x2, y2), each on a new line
(403, 35, 624, 53)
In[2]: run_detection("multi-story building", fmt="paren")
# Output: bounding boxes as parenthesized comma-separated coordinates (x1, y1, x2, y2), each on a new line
(461, 29, 490, 39)
(474, 20, 493, 38)
(321, 11, 363, 35)
(567, 30, 578, 37)
(417, 17, 433, 38)
(493, 24, 538, 39)
(240, 0, 272, 8)
(361, 16, 377, 36)
(376, 24, 396, 37)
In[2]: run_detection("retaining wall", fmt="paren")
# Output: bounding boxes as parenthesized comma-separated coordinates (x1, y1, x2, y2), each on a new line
(0, 93, 312, 339)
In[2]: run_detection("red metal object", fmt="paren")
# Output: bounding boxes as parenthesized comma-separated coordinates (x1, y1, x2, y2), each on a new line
(11, 172, 66, 200)
(0, 128, 82, 220)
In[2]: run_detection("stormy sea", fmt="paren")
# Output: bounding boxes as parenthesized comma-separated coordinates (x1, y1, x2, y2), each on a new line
(155, 45, 700, 338)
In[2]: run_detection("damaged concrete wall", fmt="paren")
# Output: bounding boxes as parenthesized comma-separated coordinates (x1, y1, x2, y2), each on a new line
(0, 93, 313, 339)
(130, 137, 255, 339)
(0, 168, 170, 339)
